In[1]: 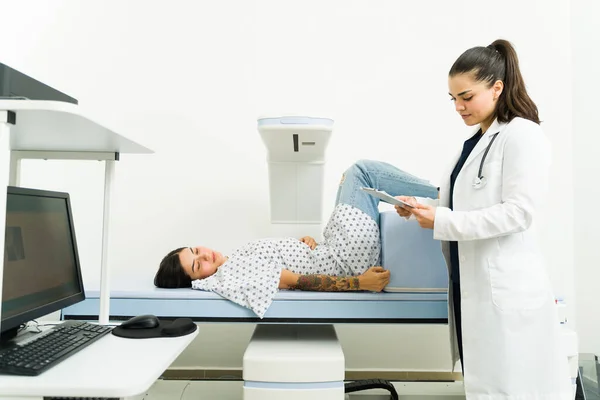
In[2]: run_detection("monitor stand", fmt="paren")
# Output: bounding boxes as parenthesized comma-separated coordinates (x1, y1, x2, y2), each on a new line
(0, 323, 44, 347)
(0, 325, 19, 346)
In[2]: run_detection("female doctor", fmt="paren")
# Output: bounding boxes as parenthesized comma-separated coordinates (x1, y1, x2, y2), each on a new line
(397, 39, 572, 399)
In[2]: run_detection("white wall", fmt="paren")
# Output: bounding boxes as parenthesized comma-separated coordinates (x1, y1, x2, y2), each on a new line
(572, 0, 600, 356)
(0, 0, 576, 371)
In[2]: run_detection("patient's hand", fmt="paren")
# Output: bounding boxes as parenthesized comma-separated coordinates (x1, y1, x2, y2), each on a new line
(299, 236, 317, 250)
(358, 266, 390, 292)
(394, 196, 417, 219)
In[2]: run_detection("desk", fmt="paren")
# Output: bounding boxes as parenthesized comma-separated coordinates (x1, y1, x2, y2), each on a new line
(0, 100, 187, 400)
(0, 326, 198, 400)
(0, 100, 152, 325)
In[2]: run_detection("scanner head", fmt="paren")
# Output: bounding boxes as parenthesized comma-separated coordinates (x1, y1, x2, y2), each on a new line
(257, 116, 334, 224)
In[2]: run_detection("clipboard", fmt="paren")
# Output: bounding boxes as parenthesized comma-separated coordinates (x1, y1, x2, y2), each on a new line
(360, 187, 415, 208)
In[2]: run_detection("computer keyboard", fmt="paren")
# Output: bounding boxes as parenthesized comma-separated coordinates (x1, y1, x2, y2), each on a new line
(0, 320, 113, 376)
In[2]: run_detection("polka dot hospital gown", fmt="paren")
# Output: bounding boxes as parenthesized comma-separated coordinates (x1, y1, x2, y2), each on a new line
(192, 204, 380, 318)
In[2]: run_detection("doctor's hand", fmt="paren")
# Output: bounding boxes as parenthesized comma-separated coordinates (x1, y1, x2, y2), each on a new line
(411, 204, 436, 230)
(299, 236, 317, 250)
(358, 266, 391, 292)
(394, 196, 417, 219)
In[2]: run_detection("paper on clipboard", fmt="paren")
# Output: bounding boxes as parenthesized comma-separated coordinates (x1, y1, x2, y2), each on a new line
(360, 187, 415, 208)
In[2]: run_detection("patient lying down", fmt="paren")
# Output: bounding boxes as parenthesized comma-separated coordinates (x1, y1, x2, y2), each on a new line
(154, 160, 438, 318)
(154, 220, 390, 319)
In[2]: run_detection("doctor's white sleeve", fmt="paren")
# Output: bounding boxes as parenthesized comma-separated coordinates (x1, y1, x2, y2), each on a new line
(432, 126, 550, 241)
(416, 197, 439, 207)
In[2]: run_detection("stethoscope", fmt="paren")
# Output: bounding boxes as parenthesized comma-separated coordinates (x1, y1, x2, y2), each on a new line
(472, 132, 500, 190)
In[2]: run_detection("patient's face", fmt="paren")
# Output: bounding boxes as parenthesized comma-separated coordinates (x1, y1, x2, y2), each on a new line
(179, 246, 226, 280)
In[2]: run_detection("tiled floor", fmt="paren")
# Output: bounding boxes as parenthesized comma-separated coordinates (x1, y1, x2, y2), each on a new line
(138, 380, 466, 400)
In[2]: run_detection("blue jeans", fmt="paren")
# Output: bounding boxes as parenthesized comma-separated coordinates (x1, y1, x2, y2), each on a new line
(335, 160, 438, 224)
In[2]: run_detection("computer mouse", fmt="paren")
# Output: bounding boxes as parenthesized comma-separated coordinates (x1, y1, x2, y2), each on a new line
(120, 314, 160, 329)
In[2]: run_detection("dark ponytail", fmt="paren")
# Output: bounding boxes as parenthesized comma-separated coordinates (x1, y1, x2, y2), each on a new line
(449, 39, 539, 124)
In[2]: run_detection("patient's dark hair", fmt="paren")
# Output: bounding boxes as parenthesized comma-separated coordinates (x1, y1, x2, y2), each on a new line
(449, 39, 539, 125)
(154, 247, 191, 288)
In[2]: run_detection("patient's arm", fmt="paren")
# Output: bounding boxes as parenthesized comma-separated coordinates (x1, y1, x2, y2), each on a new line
(279, 267, 390, 292)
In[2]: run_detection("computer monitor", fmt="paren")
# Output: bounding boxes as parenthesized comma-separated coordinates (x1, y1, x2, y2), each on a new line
(0, 62, 78, 104)
(1, 186, 85, 342)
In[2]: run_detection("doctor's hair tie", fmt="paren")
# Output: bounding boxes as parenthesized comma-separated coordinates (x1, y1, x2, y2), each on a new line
(487, 44, 499, 53)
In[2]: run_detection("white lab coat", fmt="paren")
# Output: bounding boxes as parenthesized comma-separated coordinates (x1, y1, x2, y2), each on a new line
(421, 117, 572, 399)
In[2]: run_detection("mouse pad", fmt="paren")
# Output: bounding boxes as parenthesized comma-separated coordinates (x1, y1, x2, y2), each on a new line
(112, 317, 197, 339)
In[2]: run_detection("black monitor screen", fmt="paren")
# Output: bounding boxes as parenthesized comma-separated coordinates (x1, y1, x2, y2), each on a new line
(2, 187, 84, 334)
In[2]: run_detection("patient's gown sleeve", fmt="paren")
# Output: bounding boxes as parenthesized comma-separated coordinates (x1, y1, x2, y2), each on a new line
(190, 241, 284, 319)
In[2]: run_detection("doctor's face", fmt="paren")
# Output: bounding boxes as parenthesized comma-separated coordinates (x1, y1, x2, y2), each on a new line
(178, 246, 226, 280)
(448, 73, 503, 132)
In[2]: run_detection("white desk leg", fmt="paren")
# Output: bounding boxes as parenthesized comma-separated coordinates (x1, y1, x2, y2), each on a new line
(99, 159, 115, 325)
(8, 152, 20, 186)
(0, 121, 11, 333)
